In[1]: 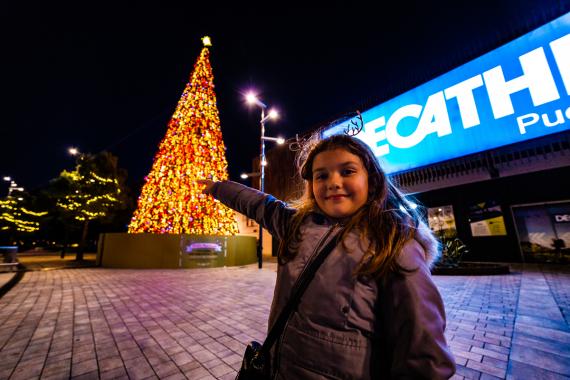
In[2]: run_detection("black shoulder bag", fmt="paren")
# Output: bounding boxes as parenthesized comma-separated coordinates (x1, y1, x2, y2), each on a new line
(236, 226, 346, 380)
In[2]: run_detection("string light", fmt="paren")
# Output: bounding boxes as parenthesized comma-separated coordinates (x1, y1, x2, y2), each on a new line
(0, 198, 44, 232)
(128, 42, 238, 235)
(56, 166, 122, 222)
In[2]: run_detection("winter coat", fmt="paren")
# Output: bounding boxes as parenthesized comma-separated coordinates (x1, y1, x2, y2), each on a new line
(206, 180, 456, 379)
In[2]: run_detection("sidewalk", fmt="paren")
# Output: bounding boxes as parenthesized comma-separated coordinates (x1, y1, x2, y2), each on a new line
(0, 261, 568, 379)
(0, 252, 97, 299)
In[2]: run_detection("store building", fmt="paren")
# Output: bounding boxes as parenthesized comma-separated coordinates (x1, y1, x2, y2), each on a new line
(259, 12, 570, 263)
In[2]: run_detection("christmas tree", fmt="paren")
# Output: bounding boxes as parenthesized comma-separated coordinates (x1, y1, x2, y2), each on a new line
(128, 37, 239, 235)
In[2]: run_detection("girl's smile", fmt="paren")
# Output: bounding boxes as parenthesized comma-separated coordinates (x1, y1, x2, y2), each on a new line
(311, 148, 369, 219)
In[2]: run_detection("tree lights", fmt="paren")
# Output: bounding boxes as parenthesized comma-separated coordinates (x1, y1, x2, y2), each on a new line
(128, 37, 238, 235)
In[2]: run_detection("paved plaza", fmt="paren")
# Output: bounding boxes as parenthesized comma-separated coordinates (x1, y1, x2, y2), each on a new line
(0, 261, 569, 380)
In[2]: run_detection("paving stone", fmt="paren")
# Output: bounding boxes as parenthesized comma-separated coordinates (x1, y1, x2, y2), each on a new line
(218, 372, 238, 380)
(466, 358, 507, 378)
(184, 365, 210, 379)
(10, 361, 43, 380)
(42, 370, 73, 380)
(152, 360, 180, 378)
(161, 371, 188, 380)
(124, 356, 155, 379)
(71, 370, 100, 380)
(456, 364, 482, 379)
(455, 349, 483, 362)
(120, 347, 144, 360)
(507, 359, 570, 380)
(71, 358, 99, 378)
(470, 346, 509, 361)
(482, 356, 507, 370)
(510, 343, 570, 376)
(172, 351, 195, 366)
(42, 358, 72, 376)
(480, 373, 502, 380)
(1, 263, 570, 379)
(513, 331, 570, 358)
(192, 349, 217, 363)
(98, 356, 124, 372)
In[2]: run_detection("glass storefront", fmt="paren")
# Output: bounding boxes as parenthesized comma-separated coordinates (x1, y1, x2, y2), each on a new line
(512, 201, 570, 263)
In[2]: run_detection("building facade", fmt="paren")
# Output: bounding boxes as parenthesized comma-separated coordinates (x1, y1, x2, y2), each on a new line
(259, 12, 570, 263)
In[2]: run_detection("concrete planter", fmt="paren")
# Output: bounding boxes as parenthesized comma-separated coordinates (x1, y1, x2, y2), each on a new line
(97, 233, 257, 269)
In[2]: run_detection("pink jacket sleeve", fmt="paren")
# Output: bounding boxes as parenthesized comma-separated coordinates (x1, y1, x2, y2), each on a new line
(377, 240, 456, 379)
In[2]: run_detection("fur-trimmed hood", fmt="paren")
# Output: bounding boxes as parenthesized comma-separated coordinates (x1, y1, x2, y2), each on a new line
(414, 221, 442, 268)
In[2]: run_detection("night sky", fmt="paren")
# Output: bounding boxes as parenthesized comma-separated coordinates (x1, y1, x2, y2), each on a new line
(2, 1, 568, 194)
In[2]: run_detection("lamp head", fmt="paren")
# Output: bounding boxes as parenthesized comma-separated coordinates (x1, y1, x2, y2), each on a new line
(245, 92, 257, 105)
(245, 91, 267, 108)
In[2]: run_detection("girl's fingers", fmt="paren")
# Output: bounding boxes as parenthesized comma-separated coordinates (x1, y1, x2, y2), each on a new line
(197, 179, 215, 192)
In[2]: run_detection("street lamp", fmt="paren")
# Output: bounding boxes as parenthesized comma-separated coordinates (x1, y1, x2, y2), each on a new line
(240, 172, 261, 180)
(245, 91, 283, 269)
(3, 176, 12, 197)
(5, 178, 24, 197)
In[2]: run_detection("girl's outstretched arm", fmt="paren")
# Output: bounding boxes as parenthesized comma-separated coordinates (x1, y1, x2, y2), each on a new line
(197, 180, 295, 241)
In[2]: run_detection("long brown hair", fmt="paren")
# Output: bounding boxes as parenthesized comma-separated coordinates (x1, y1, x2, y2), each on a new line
(279, 133, 438, 279)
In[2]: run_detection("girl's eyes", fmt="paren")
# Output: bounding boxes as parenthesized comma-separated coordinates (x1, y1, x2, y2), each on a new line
(314, 173, 327, 180)
(313, 168, 357, 180)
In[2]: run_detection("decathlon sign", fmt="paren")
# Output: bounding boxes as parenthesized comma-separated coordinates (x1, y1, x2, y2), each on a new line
(324, 13, 570, 174)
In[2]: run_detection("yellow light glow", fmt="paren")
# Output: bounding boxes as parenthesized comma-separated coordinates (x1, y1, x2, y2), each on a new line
(268, 109, 279, 119)
(202, 36, 212, 47)
(245, 92, 257, 105)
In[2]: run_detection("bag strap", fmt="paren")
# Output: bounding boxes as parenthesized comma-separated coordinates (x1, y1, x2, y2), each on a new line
(261, 225, 345, 352)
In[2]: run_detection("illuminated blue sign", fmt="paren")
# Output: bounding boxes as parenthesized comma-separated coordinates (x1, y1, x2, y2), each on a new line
(324, 13, 570, 174)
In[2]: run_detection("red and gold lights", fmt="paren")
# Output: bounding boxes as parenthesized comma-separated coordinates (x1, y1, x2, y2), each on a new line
(128, 38, 238, 235)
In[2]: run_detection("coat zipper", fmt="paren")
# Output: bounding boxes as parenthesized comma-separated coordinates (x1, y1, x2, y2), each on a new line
(272, 222, 340, 378)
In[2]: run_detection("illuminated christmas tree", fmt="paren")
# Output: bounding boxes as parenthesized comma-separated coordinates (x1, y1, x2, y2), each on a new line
(128, 37, 239, 235)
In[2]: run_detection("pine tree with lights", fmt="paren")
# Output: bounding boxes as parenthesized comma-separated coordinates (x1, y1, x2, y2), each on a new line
(51, 151, 126, 260)
(0, 190, 46, 237)
(128, 37, 239, 235)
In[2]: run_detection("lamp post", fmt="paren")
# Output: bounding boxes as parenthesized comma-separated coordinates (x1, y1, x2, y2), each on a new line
(3, 177, 24, 197)
(245, 92, 282, 269)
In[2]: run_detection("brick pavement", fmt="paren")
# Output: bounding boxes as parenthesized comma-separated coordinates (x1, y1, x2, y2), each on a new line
(0, 263, 569, 380)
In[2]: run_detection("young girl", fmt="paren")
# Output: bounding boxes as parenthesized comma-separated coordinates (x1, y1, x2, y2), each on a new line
(200, 134, 456, 379)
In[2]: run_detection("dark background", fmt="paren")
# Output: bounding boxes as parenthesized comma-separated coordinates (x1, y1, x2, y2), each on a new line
(2, 1, 568, 195)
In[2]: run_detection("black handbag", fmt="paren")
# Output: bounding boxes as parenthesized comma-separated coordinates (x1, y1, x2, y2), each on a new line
(236, 226, 345, 380)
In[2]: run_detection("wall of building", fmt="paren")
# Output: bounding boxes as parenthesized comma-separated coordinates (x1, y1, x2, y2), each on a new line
(415, 165, 570, 262)
(262, 132, 570, 263)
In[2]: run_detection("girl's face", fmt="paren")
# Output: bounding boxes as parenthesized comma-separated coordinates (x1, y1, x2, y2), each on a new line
(311, 148, 369, 219)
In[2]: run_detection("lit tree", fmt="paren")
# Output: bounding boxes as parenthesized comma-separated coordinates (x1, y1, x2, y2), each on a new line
(128, 36, 238, 235)
(0, 188, 47, 244)
(51, 151, 126, 260)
